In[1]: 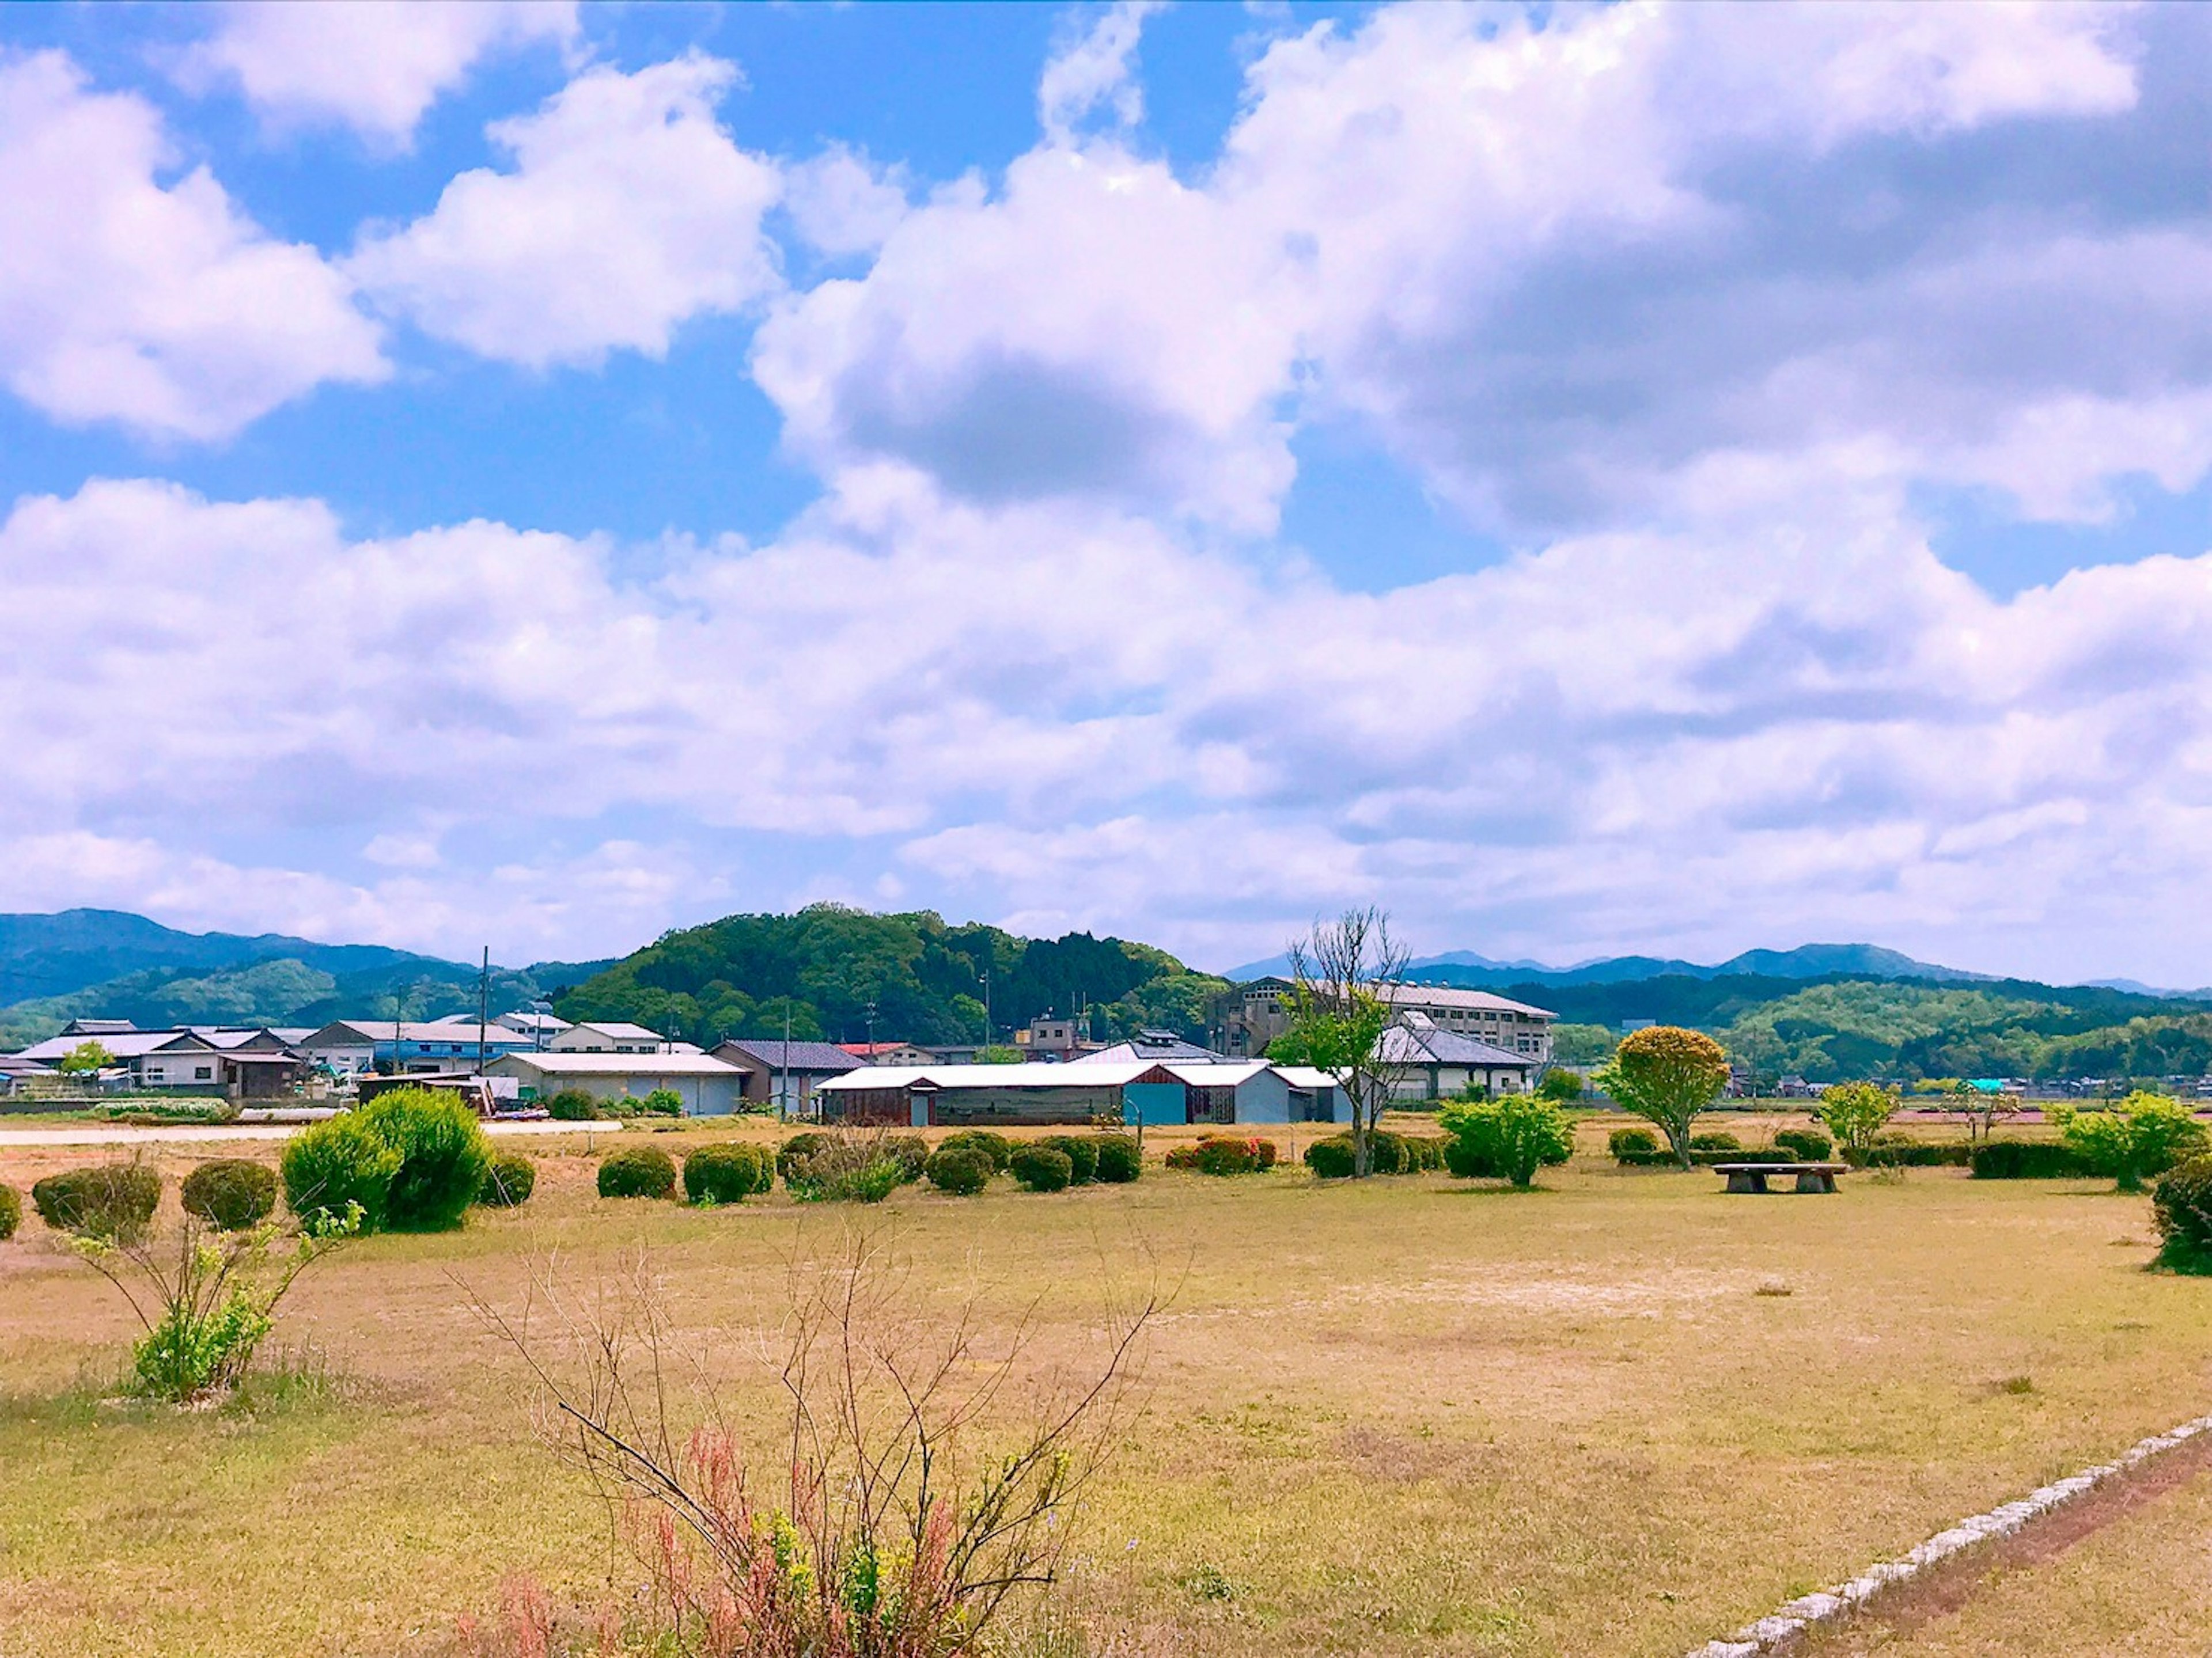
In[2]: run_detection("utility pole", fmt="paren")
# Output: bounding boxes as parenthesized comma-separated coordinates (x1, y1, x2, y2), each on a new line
(865, 1000, 878, 1052)
(476, 947, 490, 1075)
(980, 971, 991, 1049)
(778, 1002, 791, 1120)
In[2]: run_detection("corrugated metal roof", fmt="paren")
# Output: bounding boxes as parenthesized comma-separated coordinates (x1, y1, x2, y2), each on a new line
(820, 1060, 1279, 1092)
(1377, 1025, 1533, 1066)
(488, 1052, 743, 1077)
(712, 1039, 865, 1073)
(1382, 982, 1556, 1019)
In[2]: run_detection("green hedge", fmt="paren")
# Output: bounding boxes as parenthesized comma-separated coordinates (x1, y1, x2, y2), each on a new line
(32, 1164, 162, 1239)
(180, 1159, 276, 1231)
(478, 1152, 537, 1207)
(1773, 1128, 1834, 1160)
(1970, 1141, 2092, 1179)
(936, 1130, 1014, 1172)
(1092, 1135, 1141, 1183)
(1616, 1147, 1794, 1168)
(2152, 1157, 2212, 1272)
(1843, 1134, 1973, 1168)
(924, 1146, 993, 1195)
(0, 1182, 18, 1242)
(598, 1145, 677, 1199)
(683, 1143, 773, 1204)
(1040, 1136, 1100, 1185)
(1009, 1145, 1074, 1192)
(1165, 1135, 1277, 1175)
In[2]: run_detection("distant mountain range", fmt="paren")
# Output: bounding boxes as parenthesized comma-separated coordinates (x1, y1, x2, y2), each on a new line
(1222, 940, 2211, 997)
(0, 909, 612, 1045)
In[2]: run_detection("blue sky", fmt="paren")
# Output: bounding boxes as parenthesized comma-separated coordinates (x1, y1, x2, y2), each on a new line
(0, 1, 2208, 983)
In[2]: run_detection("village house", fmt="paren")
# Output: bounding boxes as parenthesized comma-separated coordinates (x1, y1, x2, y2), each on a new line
(549, 1020, 676, 1054)
(707, 1038, 863, 1111)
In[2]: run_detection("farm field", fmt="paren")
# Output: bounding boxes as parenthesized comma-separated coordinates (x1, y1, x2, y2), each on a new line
(1, 1115, 2207, 1658)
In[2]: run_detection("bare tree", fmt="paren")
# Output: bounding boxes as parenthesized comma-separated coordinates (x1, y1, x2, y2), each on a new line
(466, 1226, 1161, 1657)
(1283, 906, 1412, 1178)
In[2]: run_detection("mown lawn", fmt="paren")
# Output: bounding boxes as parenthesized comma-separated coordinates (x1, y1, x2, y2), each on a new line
(0, 1115, 2205, 1657)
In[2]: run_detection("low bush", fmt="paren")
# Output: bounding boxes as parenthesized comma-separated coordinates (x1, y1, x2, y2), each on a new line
(924, 1145, 993, 1196)
(881, 1135, 930, 1184)
(936, 1129, 1014, 1172)
(181, 1159, 277, 1231)
(1971, 1140, 2092, 1179)
(478, 1152, 537, 1207)
(1165, 1135, 1278, 1176)
(1304, 1135, 1357, 1179)
(1608, 1127, 1661, 1160)
(546, 1088, 601, 1121)
(785, 1137, 904, 1204)
(1092, 1135, 1142, 1183)
(1398, 1135, 1443, 1171)
(2056, 1092, 2210, 1191)
(777, 1132, 833, 1182)
(638, 1088, 685, 1117)
(1615, 1146, 1794, 1168)
(357, 1090, 493, 1232)
(1443, 1139, 1498, 1178)
(1440, 1095, 1574, 1187)
(599, 1145, 678, 1199)
(282, 1114, 400, 1231)
(1040, 1136, 1100, 1185)
(1841, 1132, 1973, 1169)
(2152, 1157, 2212, 1273)
(1772, 1127, 1834, 1161)
(1688, 1132, 1741, 1152)
(1009, 1145, 1074, 1192)
(32, 1163, 162, 1240)
(0, 1182, 18, 1242)
(683, 1143, 773, 1205)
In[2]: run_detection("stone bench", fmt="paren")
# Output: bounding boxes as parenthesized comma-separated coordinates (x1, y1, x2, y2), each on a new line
(1714, 1162, 1847, 1194)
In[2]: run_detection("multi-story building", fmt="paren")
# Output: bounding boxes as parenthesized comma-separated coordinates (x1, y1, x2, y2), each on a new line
(1221, 977, 1556, 1064)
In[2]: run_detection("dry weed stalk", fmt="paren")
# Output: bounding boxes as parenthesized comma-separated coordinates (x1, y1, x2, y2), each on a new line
(469, 1224, 1160, 1657)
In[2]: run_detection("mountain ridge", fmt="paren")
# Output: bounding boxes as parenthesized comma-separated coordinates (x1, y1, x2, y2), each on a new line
(1221, 942, 2003, 989)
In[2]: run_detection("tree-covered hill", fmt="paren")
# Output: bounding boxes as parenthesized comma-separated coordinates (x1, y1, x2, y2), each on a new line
(1510, 972, 2212, 1083)
(551, 904, 1228, 1048)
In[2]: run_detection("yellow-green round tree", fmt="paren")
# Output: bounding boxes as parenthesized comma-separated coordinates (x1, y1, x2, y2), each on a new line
(1594, 1026, 1730, 1168)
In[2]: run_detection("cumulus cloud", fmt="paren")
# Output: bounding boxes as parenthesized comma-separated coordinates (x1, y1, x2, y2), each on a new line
(4, 472, 2210, 976)
(753, 1, 2207, 543)
(783, 145, 909, 258)
(1039, 1, 1165, 148)
(349, 54, 782, 367)
(0, 51, 387, 441)
(175, 0, 579, 148)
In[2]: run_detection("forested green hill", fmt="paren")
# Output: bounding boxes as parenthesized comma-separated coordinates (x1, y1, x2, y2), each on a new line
(551, 904, 1227, 1048)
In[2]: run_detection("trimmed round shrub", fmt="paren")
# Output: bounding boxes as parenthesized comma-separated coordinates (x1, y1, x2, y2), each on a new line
(357, 1089, 493, 1232)
(1399, 1136, 1443, 1172)
(0, 1182, 19, 1242)
(2152, 1156, 2212, 1272)
(599, 1145, 678, 1199)
(181, 1159, 276, 1231)
(1009, 1145, 1074, 1192)
(1041, 1136, 1100, 1185)
(924, 1145, 993, 1196)
(683, 1143, 772, 1205)
(478, 1152, 537, 1208)
(282, 1113, 401, 1231)
(777, 1132, 833, 1182)
(1442, 1138, 1498, 1179)
(32, 1163, 162, 1240)
(881, 1136, 930, 1184)
(1609, 1126, 1660, 1160)
(546, 1088, 601, 1121)
(1165, 1135, 1272, 1176)
(1688, 1131, 1742, 1152)
(1092, 1135, 1141, 1183)
(1365, 1130, 1410, 1175)
(1304, 1135, 1357, 1179)
(937, 1129, 1014, 1172)
(1772, 1127, 1834, 1161)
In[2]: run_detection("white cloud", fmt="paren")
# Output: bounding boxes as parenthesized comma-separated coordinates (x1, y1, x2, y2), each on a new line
(349, 54, 782, 367)
(783, 145, 909, 258)
(752, 1, 2203, 542)
(4, 472, 2211, 977)
(0, 51, 386, 441)
(1039, 1, 1166, 148)
(176, 0, 579, 148)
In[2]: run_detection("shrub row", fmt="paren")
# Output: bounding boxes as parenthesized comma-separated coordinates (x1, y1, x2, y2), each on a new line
(1302, 1131, 1446, 1179)
(1970, 1141, 2093, 1180)
(1166, 1135, 1281, 1177)
(1615, 1147, 1795, 1168)
(1840, 1133, 1973, 1168)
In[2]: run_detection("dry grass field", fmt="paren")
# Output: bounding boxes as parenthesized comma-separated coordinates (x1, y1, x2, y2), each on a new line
(2, 1113, 2207, 1657)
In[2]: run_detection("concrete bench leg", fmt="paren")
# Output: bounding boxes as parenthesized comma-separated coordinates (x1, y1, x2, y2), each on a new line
(1793, 1170, 1836, 1194)
(1726, 1170, 1770, 1193)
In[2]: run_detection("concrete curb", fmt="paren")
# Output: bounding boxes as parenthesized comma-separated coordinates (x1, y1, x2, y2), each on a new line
(1686, 1412, 2212, 1657)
